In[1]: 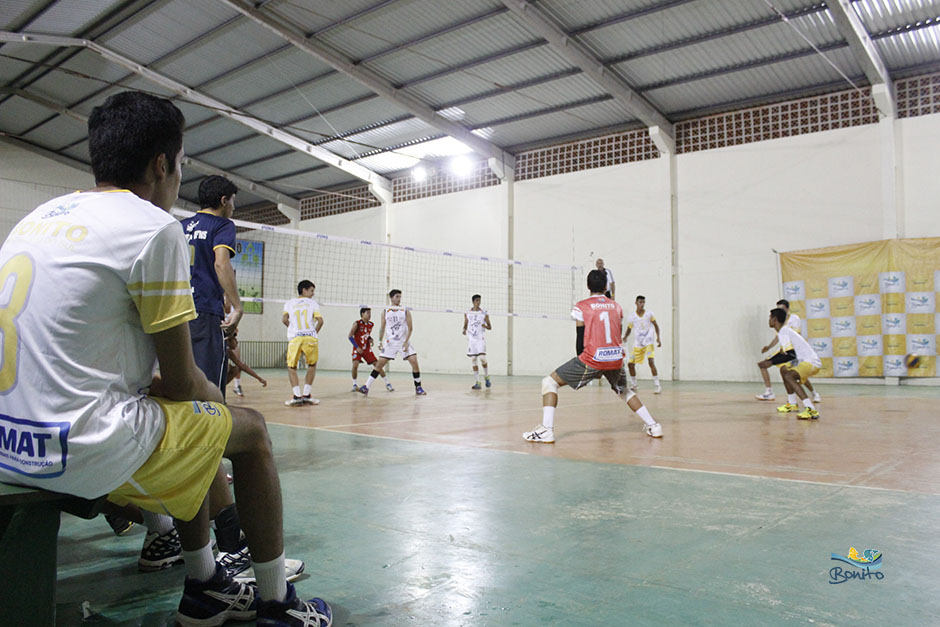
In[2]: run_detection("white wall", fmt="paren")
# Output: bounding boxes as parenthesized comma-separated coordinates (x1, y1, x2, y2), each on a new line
(901, 113, 940, 237)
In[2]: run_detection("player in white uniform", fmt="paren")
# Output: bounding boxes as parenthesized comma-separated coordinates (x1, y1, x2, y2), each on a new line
(463, 294, 492, 389)
(760, 308, 823, 419)
(282, 280, 323, 406)
(623, 295, 662, 393)
(756, 298, 821, 403)
(0, 91, 329, 625)
(358, 289, 426, 395)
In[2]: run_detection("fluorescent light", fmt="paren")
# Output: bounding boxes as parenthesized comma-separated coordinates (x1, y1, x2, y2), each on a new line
(449, 155, 473, 177)
(412, 165, 427, 182)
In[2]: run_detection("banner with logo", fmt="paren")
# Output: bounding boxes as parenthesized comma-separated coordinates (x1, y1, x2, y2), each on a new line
(232, 239, 264, 314)
(780, 238, 940, 377)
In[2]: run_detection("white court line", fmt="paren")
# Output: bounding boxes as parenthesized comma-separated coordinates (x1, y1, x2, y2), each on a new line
(267, 422, 937, 495)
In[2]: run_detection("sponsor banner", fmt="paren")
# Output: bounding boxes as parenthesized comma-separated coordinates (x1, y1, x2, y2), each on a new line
(883, 334, 906, 355)
(783, 280, 805, 301)
(857, 336, 883, 357)
(806, 298, 831, 319)
(806, 318, 831, 338)
(859, 356, 883, 377)
(882, 314, 906, 335)
(809, 337, 833, 358)
(906, 334, 937, 357)
(855, 315, 881, 336)
(879, 271, 906, 293)
(907, 313, 935, 335)
(906, 292, 936, 314)
(828, 276, 854, 298)
(832, 337, 857, 357)
(831, 316, 856, 337)
(833, 357, 859, 377)
(883, 355, 907, 376)
(854, 294, 881, 316)
(818, 357, 834, 378)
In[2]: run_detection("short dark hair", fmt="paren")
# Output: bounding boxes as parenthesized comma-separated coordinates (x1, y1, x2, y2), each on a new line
(472, 294, 481, 301)
(636, 295, 646, 301)
(389, 289, 401, 298)
(770, 308, 787, 324)
(587, 269, 606, 293)
(297, 280, 314, 294)
(777, 299, 790, 309)
(88, 91, 185, 187)
(198, 175, 237, 209)
(360, 307, 371, 315)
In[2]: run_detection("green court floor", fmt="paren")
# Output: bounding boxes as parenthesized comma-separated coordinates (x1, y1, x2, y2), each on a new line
(54, 399, 940, 626)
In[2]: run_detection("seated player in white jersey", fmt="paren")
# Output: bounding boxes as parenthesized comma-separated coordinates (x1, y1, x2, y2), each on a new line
(523, 270, 663, 443)
(282, 280, 324, 406)
(0, 91, 330, 626)
(755, 298, 821, 404)
(463, 294, 492, 389)
(348, 307, 392, 392)
(358, 289, 426, 396)
(623, 295, 662, 394)
(759, 308, 823, 420)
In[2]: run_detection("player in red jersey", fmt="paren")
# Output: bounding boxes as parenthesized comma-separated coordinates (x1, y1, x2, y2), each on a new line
(523, 270, 663, 443)
(348, 307, 392, 392)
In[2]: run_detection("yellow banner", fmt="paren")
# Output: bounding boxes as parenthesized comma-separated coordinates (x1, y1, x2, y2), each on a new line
(780, 238, 940, 378)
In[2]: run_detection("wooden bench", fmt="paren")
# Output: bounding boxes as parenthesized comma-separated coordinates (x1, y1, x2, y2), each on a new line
(0, 483, 105, 626)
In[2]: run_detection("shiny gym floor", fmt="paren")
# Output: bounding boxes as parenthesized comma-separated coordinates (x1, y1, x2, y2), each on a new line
(56, 372, 940, 625)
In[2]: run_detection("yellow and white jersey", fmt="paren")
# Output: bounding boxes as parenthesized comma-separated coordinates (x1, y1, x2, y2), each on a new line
(0, 190, 195, 497)
(283, 297, 321, 339)
(776, 326, 822, 368)
(785, 313, 801, 334)
(627, 310, 657, 347)
(466, 309, 487, 339)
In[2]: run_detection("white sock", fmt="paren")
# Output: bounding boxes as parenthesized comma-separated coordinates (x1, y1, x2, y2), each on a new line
(630, 376, 637, 386)
(802, 398, 815, 410)
(303, 384, 311, 396)
(253, 551, 288, 602)
(352, 378, 358, 386)
(483, 365, 489, 377)
(182, 540, 216, 582)
(474, 370, 480, 383)
(234, 377, 241, 385)
(292, 386, 301, 397)
(142, 511, 174, 535)
(542, 406, 555, 430)
(635, 405, 656, 427)
(365, 374, 376, 389)
(765, 387, 773, 395)
(788, 393, 797, 405)
(383, 375, 390, 384)
(653, 376, 660, 385)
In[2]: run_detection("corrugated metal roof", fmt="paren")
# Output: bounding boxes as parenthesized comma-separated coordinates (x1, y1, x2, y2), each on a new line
(0, 93, 48, 134)
(201, 48, 335, 107)
(269, 0, 395, 44)
(20, 0, 125, 36)
(1, 0, 45, 31)
(488, 99, 637, 147)
(854, 0, 940, 32)
(876, 25, 940, 68)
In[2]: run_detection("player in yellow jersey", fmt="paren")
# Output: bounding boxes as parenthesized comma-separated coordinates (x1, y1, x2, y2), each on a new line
(282, 280, 324, 406)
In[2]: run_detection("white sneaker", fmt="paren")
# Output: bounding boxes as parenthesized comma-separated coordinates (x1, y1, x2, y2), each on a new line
(218, 545, 306, 583)
(233, 384, 243, 397)
(645, 423, 663, 438)
(629, 383, 638, 392)
(386, 383, 394, 392)
(302, 395, 320, 405)
(654, 384, 662, 394)
(813, 392, 822, 403)
(755, 392, 776, 401)
(523, 425, 554, 443)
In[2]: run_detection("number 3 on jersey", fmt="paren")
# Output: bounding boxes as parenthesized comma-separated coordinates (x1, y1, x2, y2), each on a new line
(0, 254, 36, 393)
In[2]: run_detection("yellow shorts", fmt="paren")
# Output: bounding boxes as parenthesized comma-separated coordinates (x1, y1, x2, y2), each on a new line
(629, 344, 655, 364)
(783, 361, 819, 384)
(287, 336, 319, 368)
(109, 398, 232, 522)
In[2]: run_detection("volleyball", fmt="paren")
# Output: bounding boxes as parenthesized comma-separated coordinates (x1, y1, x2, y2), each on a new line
(905, 354, 923, 369)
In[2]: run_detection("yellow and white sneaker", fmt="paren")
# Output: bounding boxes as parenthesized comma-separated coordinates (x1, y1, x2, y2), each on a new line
(776, 403, 799, 413)
(797, 408, 820, 420)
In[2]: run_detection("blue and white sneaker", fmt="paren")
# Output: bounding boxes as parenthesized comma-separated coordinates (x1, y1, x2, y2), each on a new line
(257, 583, 332, 626)
(218, 545, 306, 584)
(138, 527, 182, 572)
(386, 383, 394, 392)
(485, 377, 491, 388)
(415, 386, 427, 396)
(176, 564, 256, 626)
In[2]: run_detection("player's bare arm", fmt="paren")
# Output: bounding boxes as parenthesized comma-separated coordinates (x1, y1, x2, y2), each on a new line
(653, 319, 662, 347)
(404, 309, 413, 345)
(281, 312, 290, 327)
(315, 314, 324, 333)
(153, 322, 224, 403)
(623, 325, 632, 342)
(215, 247, 242, 332)
(462, 313, 468, 335)
(348, 321, 362, 352)
(378, 310, 387, 349)
(762, 335, 779, 352)
(483, 314, 491, 330)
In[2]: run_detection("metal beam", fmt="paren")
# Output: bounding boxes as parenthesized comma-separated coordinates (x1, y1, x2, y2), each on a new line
(3, 86, 301, 210)
(499, 0, 674, 150)
(826, 0, 895, 116)
(0, 30, 392, 196)
(219, 0, 516, 172)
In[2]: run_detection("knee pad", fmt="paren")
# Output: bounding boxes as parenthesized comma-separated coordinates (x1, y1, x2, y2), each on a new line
(541, 376, 559, 396)
(471, 355, 478, 367)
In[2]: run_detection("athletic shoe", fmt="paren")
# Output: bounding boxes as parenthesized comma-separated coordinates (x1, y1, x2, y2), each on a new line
(138, 528, 183, 572)
(105, 513, 134, 536)
(776, 403, 799, 413)
(471, 383, 482, 390)
(797, 409, 820, 420)
(485, 377, 491, 388)
(415, 386, 427, 396)
(813, 392, 822, 403)
(523, 425, 554, 443)
(285, 396, 305, 407)
(218, 546, 306, 584)
(654, 384, 662, 394)
(386, 383, 394, 392)
(629, 383, 638, 392)
(755, 392, 776, 401)
(358, 386, 369, 396)
(256, 583, 332, 627)
(234, 384, 244, 397)
(645, 423, 664, 438)
(302, 395, 320, 406)
(176, 563, 256, 627)
(351, 384, 359, 392)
